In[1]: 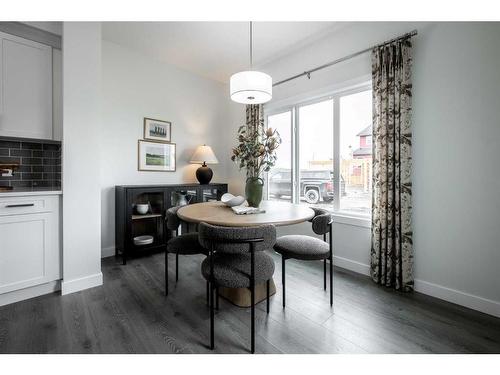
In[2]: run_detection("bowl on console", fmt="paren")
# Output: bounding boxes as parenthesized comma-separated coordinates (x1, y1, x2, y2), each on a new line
(135, 203, 149, 215)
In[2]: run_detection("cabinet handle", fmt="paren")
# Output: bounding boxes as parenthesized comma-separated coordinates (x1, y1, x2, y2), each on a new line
(5, 203, 35, 208)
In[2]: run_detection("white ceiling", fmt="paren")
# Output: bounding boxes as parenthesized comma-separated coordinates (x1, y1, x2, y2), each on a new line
(102, 22, 345, 84)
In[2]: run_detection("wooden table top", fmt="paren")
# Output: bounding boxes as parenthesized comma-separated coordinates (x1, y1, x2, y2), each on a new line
(177, 200, 315, 227)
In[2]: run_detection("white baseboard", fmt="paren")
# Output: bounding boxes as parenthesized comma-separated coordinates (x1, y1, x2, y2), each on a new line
(0, 280, 60, 307)
(414, 279, 500, 318)
(61, 272, 103, 295)
(333, 255, 370, 276)
(332, 256, 500, 318)
(101, 246, 115, 258)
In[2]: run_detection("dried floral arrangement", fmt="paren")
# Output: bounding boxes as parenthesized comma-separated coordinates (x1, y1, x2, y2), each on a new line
(231, 117, 281, 178)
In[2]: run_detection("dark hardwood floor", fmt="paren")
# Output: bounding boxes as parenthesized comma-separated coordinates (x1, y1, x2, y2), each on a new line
(1, 250, 499, 354)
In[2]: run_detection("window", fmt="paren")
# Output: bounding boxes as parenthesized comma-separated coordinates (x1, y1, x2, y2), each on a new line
(265, 84, 372, 218)
(267, 110, 292, 202)
(339, 90, 372, 216)
(298, 99, 333, 208)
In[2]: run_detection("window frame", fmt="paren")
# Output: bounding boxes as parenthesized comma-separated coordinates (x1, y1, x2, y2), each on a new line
(263, 107, 295, 203)
(264, 81, 372, 224)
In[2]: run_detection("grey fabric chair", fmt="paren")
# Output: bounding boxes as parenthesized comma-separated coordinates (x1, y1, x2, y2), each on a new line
(198, 222, 276, 354)
(274, 208, 333, 307)
(165, 206, 207, 296)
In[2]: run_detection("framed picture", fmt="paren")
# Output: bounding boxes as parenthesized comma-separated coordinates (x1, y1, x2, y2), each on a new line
(138, 140, 176, 172)
(143, 117, 171, 142)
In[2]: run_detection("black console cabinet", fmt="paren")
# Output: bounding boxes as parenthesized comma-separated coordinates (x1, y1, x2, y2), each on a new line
(115, 183, 228, 264)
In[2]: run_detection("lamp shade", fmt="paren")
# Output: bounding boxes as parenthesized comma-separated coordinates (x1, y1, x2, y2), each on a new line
(230, 71, 272, 104)
(190, 145, 219, 164)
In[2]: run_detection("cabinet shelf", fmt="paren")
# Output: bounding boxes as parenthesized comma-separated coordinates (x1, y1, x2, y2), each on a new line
(131, 213, 162, 220)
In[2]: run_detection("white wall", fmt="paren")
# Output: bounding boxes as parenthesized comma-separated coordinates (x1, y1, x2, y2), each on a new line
(100, 40, 234, 255)
(62, 22, 103, 294)
(226, 22, 500, 317)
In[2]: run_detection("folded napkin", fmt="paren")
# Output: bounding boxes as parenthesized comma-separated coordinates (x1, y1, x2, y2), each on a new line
(231, 205, 266, 215)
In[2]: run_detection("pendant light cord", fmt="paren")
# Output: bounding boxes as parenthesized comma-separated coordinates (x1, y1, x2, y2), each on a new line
(249, 21, 253, 69)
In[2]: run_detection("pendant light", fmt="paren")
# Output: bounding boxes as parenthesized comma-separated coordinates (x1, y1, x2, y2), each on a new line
(230, 22, 272, 104)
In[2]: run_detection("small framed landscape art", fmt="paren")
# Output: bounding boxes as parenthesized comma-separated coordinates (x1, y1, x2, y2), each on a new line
(144, 117, 171, 142)
(138, 140, 176, 172)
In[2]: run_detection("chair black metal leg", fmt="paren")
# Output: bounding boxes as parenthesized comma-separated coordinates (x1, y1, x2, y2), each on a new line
(323, 259, 327, 290)
(329, 224, 333, 307)
(209, 246, 215, 350)
(282, 256, 286, 308)
(210, 284, 215, 350)
(165, 250, 169, 296)
(175, 252, 179, 282)
(323, 233, 327, 290)
(122, 248, 126, 265)
(216, 287, 219, 310)
(266, 279, 270, 314)
(206, 280, 209, 306)
(329, 259, 333, 306)
(250, 245, 255, 354)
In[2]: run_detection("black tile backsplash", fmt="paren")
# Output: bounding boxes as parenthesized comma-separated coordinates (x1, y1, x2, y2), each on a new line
(0, 137, 61, 189)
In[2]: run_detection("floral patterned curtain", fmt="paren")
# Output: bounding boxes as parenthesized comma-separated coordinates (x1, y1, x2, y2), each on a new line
(370, 38, 414, 292)
(246, 104, 263, 130)
(244, 104, 263, 178)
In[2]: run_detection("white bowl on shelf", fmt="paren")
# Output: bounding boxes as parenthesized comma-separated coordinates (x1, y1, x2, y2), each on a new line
(133, 235, 154, 246)
(221, 193, 246, 207)
(135, 204, 149, 215)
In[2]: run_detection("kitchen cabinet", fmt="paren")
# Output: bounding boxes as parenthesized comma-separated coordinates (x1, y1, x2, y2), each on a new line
(0, 31, 53, 140)
(0, 194, 61, 298)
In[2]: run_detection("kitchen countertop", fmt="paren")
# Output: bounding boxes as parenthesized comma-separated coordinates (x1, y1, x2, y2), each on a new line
(0, 188, 62, 197)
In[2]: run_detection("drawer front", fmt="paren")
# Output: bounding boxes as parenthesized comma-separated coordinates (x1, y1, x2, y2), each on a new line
(0, 195, 58, 216)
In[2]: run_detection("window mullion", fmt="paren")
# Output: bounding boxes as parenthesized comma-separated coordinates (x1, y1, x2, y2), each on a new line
(333, 98, 340, 212)
(292, 106, 300, 204)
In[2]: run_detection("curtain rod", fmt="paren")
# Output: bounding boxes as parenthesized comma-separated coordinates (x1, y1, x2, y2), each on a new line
(273, 29, 418, 87)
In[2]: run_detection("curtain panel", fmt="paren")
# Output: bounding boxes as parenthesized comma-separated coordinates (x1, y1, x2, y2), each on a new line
(244, 104, 264, 178)
(370, 38, 414, 292)
(246, 104, 263, 129)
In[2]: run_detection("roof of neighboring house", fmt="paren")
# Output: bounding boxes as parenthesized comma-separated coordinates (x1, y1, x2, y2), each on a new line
(353, 147, 372, 156)
(357, 124, 372, 137)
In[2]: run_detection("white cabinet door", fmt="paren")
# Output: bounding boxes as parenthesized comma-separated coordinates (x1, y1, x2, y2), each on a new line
(0, 199, 60, 294)
(0, 32, 53, 140)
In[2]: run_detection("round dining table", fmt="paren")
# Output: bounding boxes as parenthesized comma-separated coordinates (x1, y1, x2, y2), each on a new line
(177, 200, 315, 227)
(177, 200, 315, 307)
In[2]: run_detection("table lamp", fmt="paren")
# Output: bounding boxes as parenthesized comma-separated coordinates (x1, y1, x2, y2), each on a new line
(190, 145, 219, 184)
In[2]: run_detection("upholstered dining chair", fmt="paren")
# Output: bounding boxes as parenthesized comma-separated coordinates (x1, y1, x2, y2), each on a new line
(198, 222, 276, 354)
(165, 206, 208, 296)
(273, 207, 333, 307)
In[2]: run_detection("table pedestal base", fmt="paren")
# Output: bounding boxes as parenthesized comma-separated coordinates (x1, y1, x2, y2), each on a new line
(219, 278, 276, 307)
